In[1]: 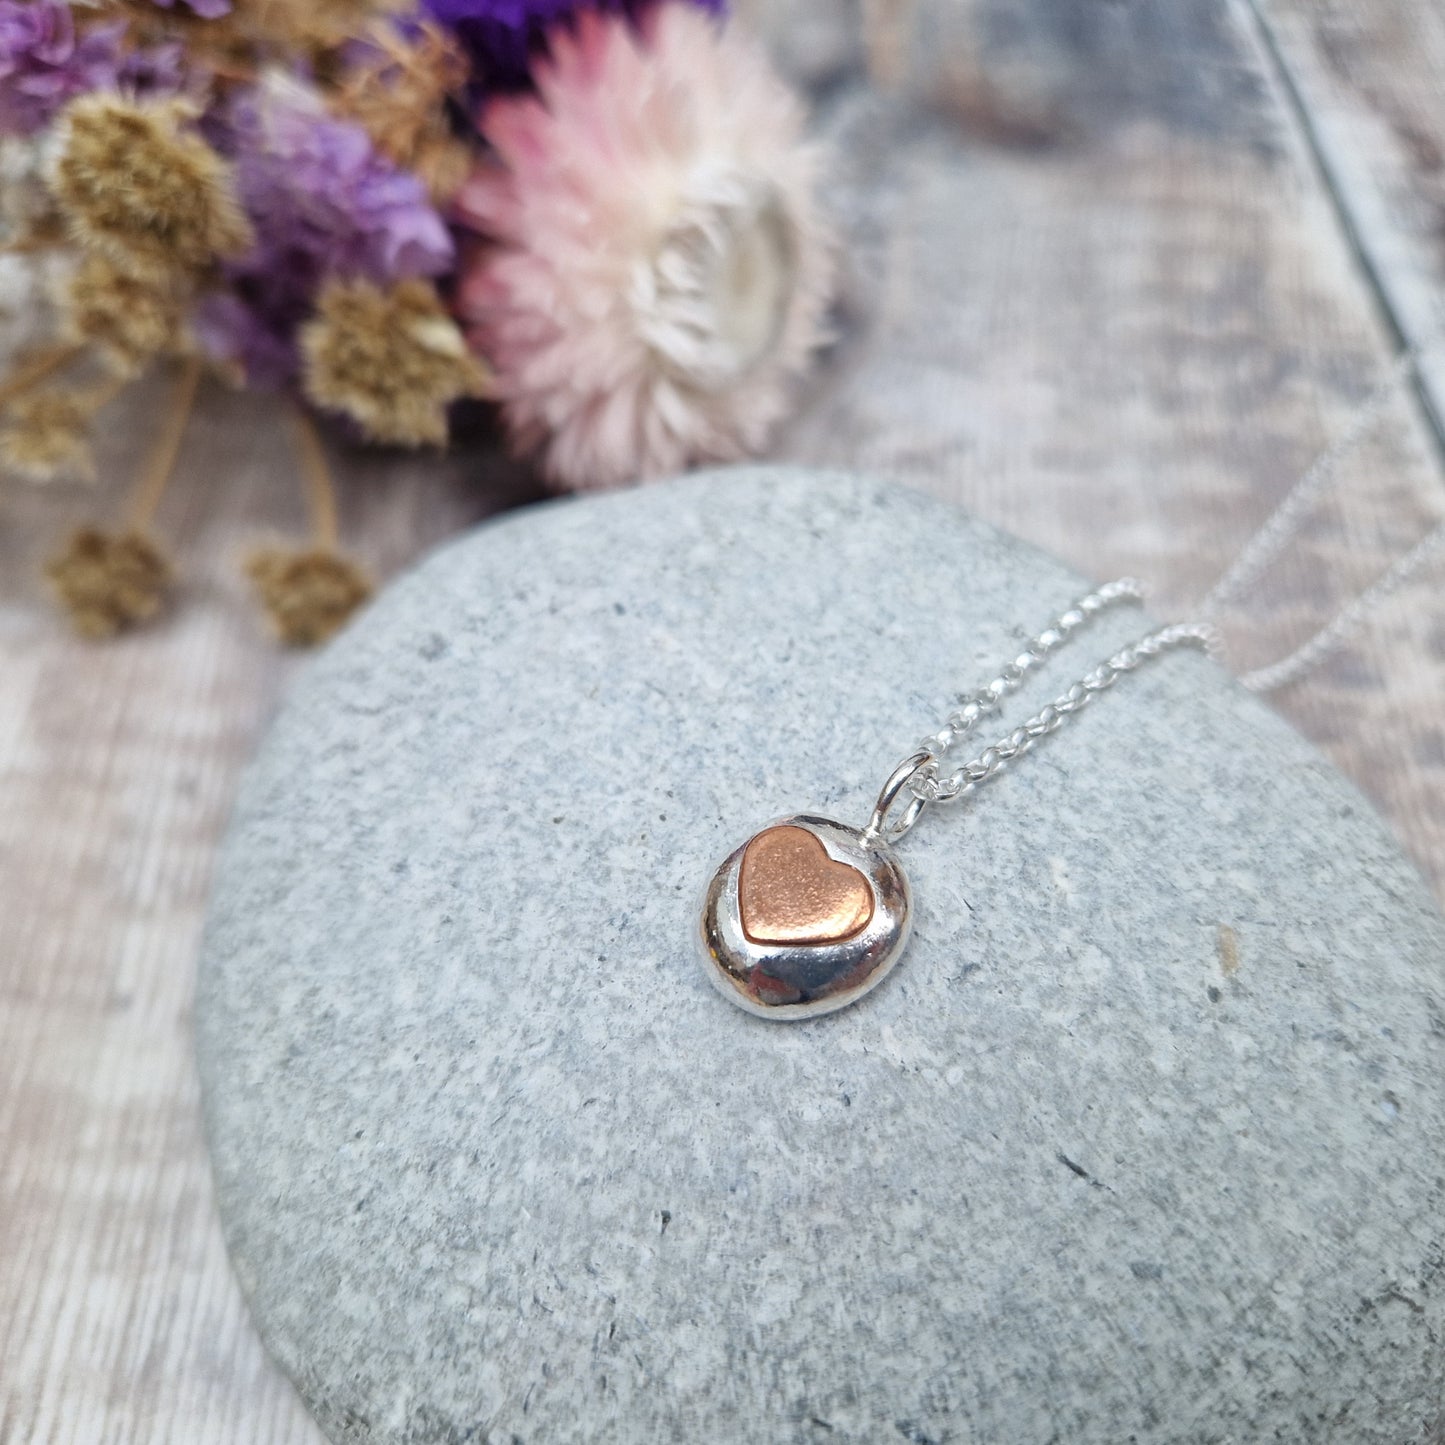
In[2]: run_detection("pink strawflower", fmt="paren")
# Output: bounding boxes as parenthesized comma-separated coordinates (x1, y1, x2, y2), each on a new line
(453, 6, 834, 491)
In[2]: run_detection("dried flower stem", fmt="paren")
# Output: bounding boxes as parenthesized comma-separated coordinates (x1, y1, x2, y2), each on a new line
(0, 343, 85, 409)
(75, 371, 131, 414)
(292, 404, 339, 549)
(126, 357, 201, 530)
(246, 407, 372, 646)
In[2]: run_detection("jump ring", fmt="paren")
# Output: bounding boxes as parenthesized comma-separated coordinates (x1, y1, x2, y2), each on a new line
(864, 750, 933, 844)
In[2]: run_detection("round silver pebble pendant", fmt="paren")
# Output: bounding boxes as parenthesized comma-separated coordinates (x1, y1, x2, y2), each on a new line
(700, 815, 912, 1020)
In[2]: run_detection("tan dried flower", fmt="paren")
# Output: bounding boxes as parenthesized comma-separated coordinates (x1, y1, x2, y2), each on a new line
(104, 0, 410, 76)
(335, 22, 473, 203)
(1, 390, 96, 482)
(246, 546, 373, 646)
(239, 0, 408, 51)
(103, 0, 256, 72)
(102, 0, 374, 53)
(45, 527, 173, 637)
(300, 278, 487, 448)
(50, 95, 251, 281)
(60, 255, 187, 376)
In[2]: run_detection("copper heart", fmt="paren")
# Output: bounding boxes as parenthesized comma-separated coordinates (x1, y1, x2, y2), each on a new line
(738, 825, 875, 946)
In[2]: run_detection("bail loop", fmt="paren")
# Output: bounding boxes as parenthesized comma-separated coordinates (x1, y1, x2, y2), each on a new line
(864, 750, 933, 845)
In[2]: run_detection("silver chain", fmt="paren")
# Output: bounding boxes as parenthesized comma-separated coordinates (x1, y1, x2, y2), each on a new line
(1200, 337, 1445, 690)
(1198, 345, 1424, 618)
(865, 582, 1220, 844)
(1233, 518, 1445, 693)
(863, 339, 1445, 846)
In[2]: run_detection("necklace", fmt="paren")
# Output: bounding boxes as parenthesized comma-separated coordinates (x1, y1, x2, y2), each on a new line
(700, 335, 1445, 1021)
(699, 581, 1217, 1019)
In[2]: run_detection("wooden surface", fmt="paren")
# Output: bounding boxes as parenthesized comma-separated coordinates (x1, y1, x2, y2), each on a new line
(3, 2, 1443, 1440)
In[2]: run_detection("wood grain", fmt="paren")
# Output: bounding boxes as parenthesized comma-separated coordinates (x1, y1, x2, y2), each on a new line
(3, 3, 1444, 1441)
(0, 388, 540, 1445)
(767, 0, 1445, 890)
(1252, 0, 1445, 422)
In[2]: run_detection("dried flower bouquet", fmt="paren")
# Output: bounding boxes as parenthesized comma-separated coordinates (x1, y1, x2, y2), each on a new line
(0, 0, 835, 640)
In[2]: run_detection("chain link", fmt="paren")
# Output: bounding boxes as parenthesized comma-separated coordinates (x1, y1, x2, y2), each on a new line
(911, 578, 1145, 763)
(867, 583, 1220, 843)
(914, 618, 1219, 804)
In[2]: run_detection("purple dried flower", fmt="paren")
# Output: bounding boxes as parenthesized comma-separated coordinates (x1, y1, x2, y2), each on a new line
(201, 78, 455, 386)
(148, 0, 233, 17)
(117, 41, 192, 101)
(192, 292, 298, 389)
(421, 0, 725, 89)
(0, 1, 123, 135)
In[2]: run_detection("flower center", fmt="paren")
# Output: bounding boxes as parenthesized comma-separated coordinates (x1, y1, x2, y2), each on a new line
(635, 170, 797, 394)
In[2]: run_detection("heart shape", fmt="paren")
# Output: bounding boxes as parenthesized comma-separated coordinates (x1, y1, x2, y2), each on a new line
(738, 825, 875, 946)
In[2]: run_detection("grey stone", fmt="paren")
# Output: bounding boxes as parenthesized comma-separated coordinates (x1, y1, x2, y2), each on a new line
(197, 468, 1445, 1445)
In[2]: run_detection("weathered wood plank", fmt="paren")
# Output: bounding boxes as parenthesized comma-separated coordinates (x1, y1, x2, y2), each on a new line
(3, 3, 1444, 1441)
(0, 384, 538, 1445)
(767, 0, 1445, 892)
(1251, 0, 1445, 423)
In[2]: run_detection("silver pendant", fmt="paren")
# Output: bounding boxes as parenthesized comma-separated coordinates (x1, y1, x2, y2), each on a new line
(699, 757, 926, 1020)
